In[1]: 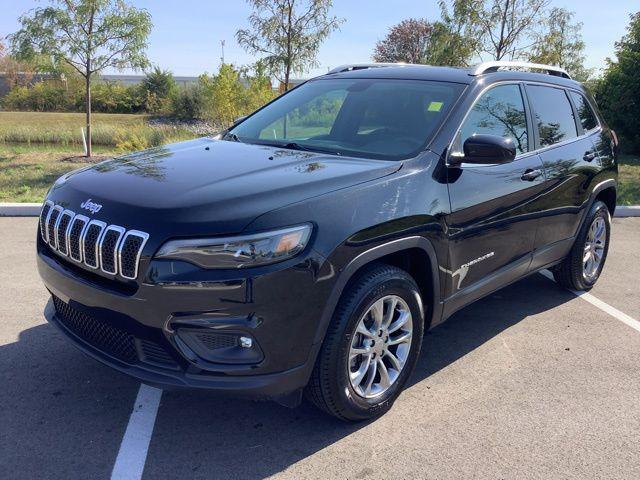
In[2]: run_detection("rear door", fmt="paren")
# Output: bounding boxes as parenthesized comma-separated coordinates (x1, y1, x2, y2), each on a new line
(445, 83, 547, 305)
(524, 84, 602, 268)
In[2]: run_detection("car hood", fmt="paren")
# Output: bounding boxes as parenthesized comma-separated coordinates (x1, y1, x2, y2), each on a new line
(48, 138, 400, 236)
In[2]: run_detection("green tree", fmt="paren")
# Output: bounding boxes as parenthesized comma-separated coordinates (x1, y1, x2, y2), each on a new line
(236, 0, 343, 91)
(199, 64, 245, 127)
(429, 0, 482, 66)
(9, 0, 152, 156)
(242, 61, 276, 113)
(141, 67, 178, 114)
(594, 12, 640, 153)
(528, 8, 591, 81)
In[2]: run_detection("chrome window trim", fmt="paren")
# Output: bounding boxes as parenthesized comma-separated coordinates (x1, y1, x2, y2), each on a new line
(48, 205, 64, 249)
(82, 220, 107, 269)
(40, 200, 54, 242)
(56, 209, 75, 256)
(68, 214, 90, 263)
(118, 230, 150, 280)
(99, 225, 126, 275)
(446, 80, 603, 168)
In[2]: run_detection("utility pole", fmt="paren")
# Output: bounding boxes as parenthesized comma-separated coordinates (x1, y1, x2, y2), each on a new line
(220, 40, 225, 65)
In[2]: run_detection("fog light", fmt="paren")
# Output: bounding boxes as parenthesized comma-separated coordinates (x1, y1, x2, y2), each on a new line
(239, 336, 253, 348)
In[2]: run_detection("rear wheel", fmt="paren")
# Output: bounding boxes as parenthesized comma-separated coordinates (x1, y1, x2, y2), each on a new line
(552, 200, 610, 291)
(306, 263, 424, 421)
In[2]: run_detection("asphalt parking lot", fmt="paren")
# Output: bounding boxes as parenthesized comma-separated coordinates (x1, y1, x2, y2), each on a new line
(1, 217, 639, 480)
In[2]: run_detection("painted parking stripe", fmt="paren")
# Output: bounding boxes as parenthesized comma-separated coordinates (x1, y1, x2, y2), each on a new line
(111, 384, 163, 480)
(541, 270, 640, 334)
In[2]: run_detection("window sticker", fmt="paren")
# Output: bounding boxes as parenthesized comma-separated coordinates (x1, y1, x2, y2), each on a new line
(428, 101, 444, 112)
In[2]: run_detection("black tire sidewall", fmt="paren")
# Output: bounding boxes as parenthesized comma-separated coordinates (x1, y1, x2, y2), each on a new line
(331, 271, 424, 420)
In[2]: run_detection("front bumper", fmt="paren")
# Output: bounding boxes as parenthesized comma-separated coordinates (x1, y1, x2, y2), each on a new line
(38, 239, 335, 404)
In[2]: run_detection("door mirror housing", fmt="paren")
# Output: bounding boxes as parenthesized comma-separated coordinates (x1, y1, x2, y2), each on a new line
(458, 134, 516, 165)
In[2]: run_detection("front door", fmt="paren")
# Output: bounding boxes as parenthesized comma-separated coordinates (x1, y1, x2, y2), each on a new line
(444, 83, 547, 309)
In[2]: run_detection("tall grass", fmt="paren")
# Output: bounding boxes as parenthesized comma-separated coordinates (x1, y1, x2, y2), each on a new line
(0, 111, 197, 150)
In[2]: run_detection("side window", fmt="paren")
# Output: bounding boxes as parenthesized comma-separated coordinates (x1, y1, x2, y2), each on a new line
(454, 84, 529, 156)
(527, 85, 577, 147)
(568, 91, 598, 131)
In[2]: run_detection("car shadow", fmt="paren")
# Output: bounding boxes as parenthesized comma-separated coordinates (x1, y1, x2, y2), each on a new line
(1, 273, 576, 479)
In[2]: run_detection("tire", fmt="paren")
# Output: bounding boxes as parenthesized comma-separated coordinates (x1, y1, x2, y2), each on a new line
(552, 200, 611, 291)
(306, 263, 424, 421)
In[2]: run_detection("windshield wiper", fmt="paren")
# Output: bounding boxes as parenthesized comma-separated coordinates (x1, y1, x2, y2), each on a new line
(262, 141, 341, 156)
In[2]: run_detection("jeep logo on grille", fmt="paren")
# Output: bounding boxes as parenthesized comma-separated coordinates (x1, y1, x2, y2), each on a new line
(81, 198, 102, 214)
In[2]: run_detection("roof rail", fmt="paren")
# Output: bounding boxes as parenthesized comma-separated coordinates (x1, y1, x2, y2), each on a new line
(326, 62, 409, 74)
(471, 61, 571, 79)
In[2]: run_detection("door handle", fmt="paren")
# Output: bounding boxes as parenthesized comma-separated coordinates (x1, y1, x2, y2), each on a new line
(583, 151, 597, 162)
(521, 168, 543, 181)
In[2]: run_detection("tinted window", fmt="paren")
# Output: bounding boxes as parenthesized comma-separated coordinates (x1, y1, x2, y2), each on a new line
(569, 91, 598, 131)
(528, 85, 577, 147)
(454, 84, 528, 155)
(230, 79, 464, 160)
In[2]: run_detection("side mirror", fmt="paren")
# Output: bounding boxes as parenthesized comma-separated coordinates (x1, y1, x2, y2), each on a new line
(459, 134, 516, 165)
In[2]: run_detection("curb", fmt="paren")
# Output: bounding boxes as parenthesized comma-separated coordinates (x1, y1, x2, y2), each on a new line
(2, 203, 640, 218)
(0, 203, 43, 216)
(614, 206, 640, 217)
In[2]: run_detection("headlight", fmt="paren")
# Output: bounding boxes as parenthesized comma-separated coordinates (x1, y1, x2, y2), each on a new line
(155, 224, 312, 269)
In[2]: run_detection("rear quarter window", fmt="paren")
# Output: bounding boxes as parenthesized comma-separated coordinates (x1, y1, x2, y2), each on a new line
(568, 91, 599, 131)
(527, 85, 578, 147)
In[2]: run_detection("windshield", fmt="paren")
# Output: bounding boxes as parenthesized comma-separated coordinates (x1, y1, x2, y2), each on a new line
(228, 78, 464, 160)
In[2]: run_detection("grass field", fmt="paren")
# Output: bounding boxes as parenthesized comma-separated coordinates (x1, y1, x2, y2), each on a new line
(0, 111, 195, 148)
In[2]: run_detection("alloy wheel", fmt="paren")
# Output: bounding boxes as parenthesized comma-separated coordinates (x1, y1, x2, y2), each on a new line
(348, 295, 413, 398)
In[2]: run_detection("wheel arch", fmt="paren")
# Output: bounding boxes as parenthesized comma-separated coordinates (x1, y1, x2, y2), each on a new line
(312, 236, 442, 347)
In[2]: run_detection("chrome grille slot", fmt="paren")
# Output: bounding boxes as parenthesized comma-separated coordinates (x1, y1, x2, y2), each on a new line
(82, 220, 106, 269)
(100, 226, 125, 274)
(68, 215, 89, 262)
(56, 210, 74, 256)
(39, 201, 53, 242)
(119, 231, 149, 280)
(47, 206, 63, 249)
(41, 201, 149, 281)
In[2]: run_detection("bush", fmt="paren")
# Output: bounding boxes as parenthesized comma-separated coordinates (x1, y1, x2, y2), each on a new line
(79, 82, 144, 114)
(171, 84, 206, 119)
(141, 67, 178, 114)
(2, 82, 70, 111)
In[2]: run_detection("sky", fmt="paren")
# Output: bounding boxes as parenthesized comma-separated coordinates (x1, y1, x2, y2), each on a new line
(0, 0, 636, 78)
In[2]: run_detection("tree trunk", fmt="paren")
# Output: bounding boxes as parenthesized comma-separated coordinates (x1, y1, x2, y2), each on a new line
(85, 74, 92, 157)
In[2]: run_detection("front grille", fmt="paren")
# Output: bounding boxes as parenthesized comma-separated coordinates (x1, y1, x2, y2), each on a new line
(83, 222, 104, 268)
(47, 206, 62, 248)
(52, 296, 138, 363)
(39, 201, 52, 241)
(39, 202, 149, 280)
(100, 227, 124, 274)
(56, 211, 74, 255)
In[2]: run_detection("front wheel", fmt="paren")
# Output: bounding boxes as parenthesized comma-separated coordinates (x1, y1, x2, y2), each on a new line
(552, 200, 611, 291)
(306, 264, 424, 421)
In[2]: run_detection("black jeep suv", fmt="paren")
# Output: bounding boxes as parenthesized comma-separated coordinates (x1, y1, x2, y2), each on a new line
(37, 62, 617, 421)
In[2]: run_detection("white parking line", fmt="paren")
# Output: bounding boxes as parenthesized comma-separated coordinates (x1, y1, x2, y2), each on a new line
(111, 384, 163, 480)
(540, 270, 640, 333)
